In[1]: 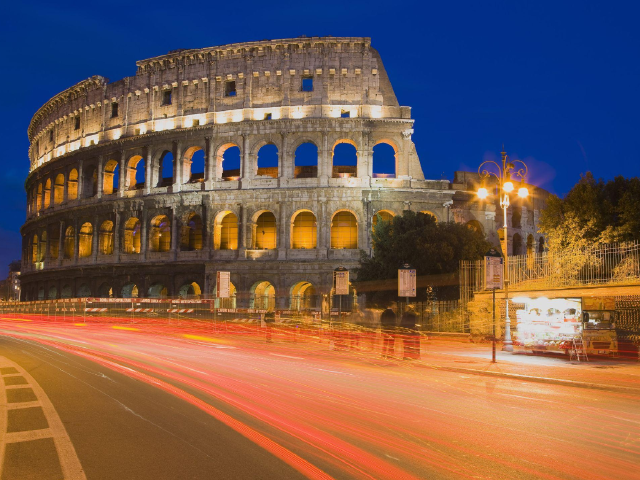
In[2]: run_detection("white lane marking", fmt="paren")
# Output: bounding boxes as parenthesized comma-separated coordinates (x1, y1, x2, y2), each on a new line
(0, 356, 87, 480)
(269, 353, 305, 360)
(316, 369, 354, 376)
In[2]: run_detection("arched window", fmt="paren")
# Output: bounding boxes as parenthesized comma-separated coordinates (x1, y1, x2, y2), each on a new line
(99, 220, 114, 255)
(127, 155, 145, 190)
(39, 232, 47, 262)
(179, 282, 202, 299)
(79, 222, 93, 257)
(294, 142, 318, 178)
(77, 284, 91, 297)
(103, 160, 119, 195)
(291, 211, 317, 249)
(466, 220, 484, 235)
(61, 285, 73, 298)
(64, 226, 75, 259)
(98, 283, 114, 298)
(54, 174, 65, 204)
(218, 213, 238, 250)
(257, 144, 278, 178)
(67, 169, 78, 200)
(83, 167, 97, 198)
(149, 215, 171, 252)
(181, 213, 203, 251)
(331, 211, 358, 249)
(372, 142, 396, 178)
(290, 281, 317, 311)
(372, 210, 394, 231)
(123, 217, 141, 254)
(255, 212, 277, 249)
(222, 146, 241, 180)
(48, 286, 57, 300)
(158, 150, 174, 187)
(121, 283, 139, 298)
(512, 233, 522, 256)
(527, 234, 535, 256)
(31, 234, 38, 264)
(185, 148, 205, 183)
(49, 224, 60, 260)
(332, 141, 357, 178)
(251, 281, 276, 310)
(214, 281, 236, 309)
(148, 283, 168, 298)
(36, 183, 43, 210)
(43, 179, 51, 208)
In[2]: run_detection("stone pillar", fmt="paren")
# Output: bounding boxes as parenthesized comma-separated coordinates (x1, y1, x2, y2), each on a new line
(92, 216, 99, 263)
(144, 147, 152, 195)
(172, 141, 183, 192)
(77, 162, 84, 199)
(114, 210, 121, 262)
(171, 208, 179, 261)
(238, 205, 245, 254)
(242, 136, 253, 180)
(96, 155, 104, 199)
(47, 178, 55, 209)
(73, 218, 79, 264)
(278, 204, 287, 259)
(58, 221, 64, 266)
(204, 136, 214, 185)
(62, 172, 69, 204)
(118, 151, 126, 198)
(320, 133, 330, 184)
(141, 209, 148, 260)
(280, 134, 289, 179)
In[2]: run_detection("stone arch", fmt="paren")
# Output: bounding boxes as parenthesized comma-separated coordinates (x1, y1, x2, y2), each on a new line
(183, 145, 206, 183)
(38, 286, 45, 300)
(512, 233, 523, 256)
(64, 226, 75, 259)
(67, 169, 78, 200)
(149, 215, 171, 252)
(511, 207, 522, 229)
(291, 210, 317, 249)
(43, 178, 52, 208)
(294, 142, 318, 178)
(121, 283, 139, 298)
(250, 281, 276, 310)
(54, 174, 65, 204)
(148, 283, 168, 298)
(256, 143, 279, 178)
(466, 220, 484, 235)
(290, 281, 317, 311)
(61, 284, 73, 299)
(97, 282, 114, 298)
(48, 285, 57, 300)
(372, 210, 395, 230)
(331, 210, 358, 249)
(123, 217, 141, 254)
(36, 183, 43, 210)
(214, 211, 238, 250)
(372, 140, 398, 178)
(216, 143, 242, 180)
(332, 139, 358, 178)
(181, 212, 203, 251)
(253, 210, 277, 249)
(156, 149, 174, 187)
(103, 159, 119, 195)
(538, 236, 545, 253)
(31, 234, 39, 264)
(77, 283, 91, 297)
(126, 154, 145, 190)
(83, 165, 98, 198)
(99, 220, 114, 255)
(39, 231, 47, 262)
(420, 211, 439, 222)
(78, 222, 93, 258)
(178, 281, 202, 299)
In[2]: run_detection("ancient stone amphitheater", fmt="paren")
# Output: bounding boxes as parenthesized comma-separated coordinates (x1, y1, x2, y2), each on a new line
(21, 36, 546, 307)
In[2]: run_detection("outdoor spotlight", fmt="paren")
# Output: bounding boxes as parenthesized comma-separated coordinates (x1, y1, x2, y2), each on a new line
(477, 187, 489, 199)
(518, 187, 529, 198)
(503, 181, 514, 193)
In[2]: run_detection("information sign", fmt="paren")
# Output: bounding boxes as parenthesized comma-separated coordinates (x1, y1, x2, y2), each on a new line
(398, 267, 417, 297)
(484, 249, 504, 290)
(334, 270, 349, 295)
(216, 271, 231, 298)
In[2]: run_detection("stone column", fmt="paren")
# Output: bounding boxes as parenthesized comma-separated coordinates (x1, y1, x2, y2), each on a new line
(172, 141, 182, 192)
(96, 155, 104, 199)
(171, 208, 179, 261)
(242, 136, 253, 180)
(118, 151, 126, 198)
(114, 210, 121, 262)
(278, 204, 287, 259)
(319, 132, 330, 184)
(58, 221, 64, 266)
(77, 162, 84, 199)
(144, 147, 152, 195)
(47, 178, 55, 209)
(62, 171, 69, 204)
(141, 209, 148, 260)
(204, 136, 214, 186)
(73, 218, 79, 264)
(92, 215, 99, 263)
(237, 205, 245, 254)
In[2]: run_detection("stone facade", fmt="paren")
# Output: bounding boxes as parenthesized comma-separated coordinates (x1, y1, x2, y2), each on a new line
(21, 36, 546, 305)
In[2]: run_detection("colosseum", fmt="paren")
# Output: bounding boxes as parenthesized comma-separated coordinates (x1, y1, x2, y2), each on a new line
(21, 36, 546, 307)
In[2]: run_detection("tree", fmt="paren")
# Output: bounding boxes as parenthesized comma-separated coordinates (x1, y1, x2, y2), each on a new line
(356, 211, 491, 304)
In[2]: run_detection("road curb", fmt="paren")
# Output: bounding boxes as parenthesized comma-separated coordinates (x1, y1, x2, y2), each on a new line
(419, 363, 640, 394)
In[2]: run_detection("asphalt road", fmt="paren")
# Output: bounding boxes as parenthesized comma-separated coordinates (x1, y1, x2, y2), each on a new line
(1, 318, 639, 480)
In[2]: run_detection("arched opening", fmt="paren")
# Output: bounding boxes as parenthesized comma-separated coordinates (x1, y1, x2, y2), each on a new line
(43, 179, 51, 208)
(77, 284, 91, 297)
(222, 145, 240, 180)
(466, 220, 484, 235)
(39, 232, 47, 262)
(372, 142, 397, 178)
(257, 144, 278, 178)
(420, 211, 438, 222)
(48, 286, 57, 300)
(290, 282, 317, 311)
(103, 159, 119, 195)
(121, 283, 139, 299)
(158, 150, 174, 187)
(127, 155, 145, 190)
(99, 220, 114, 255)
(31, 234, 38, 264)
(251, 281, 276, 310)
(214, 281, 236, 309)
(123, 217, 141, 254)
(527, 234, 535, 256)
(291, 211, 317, 249)
(255, 212, 277, 249)
(54, 174, 65, 204)
(61, 285, 72, 299)
(149, 215, 171, 252)
(538, 237, 545, 253)
(185, 147, 205, 183)
(512, 233, 522, 256)
(38, 287, 45, 301)
(332, 141, 357, 178)
(64, 226, 75, 259)
(36, 183, 43, 210)
(68, 169, 78, 200)
(331, 211, 358, 249)
(179, 282, 202, 299)
(49, 224, 60, 260)
(372, 210, 394, 231)
(83, 167, 98, 198)
(294, 143, 318, 178)
(511, 207, 522, 229)
(98, 283, 113, 298)
(181, 213, 203, 251)
(148, 283, 168, 298)
(79, 222, 93, 258)
(216, 212, 238, 250)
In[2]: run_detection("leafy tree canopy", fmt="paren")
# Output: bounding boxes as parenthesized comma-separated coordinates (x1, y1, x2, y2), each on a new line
(539, 172, 640, 248)
(356, 211, 491, 303)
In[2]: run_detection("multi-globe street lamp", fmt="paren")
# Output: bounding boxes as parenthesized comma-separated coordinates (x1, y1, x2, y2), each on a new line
(477, 149, 529, 352)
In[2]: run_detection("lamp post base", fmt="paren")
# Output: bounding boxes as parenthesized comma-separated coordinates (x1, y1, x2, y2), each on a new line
(502, 342, 513, 352)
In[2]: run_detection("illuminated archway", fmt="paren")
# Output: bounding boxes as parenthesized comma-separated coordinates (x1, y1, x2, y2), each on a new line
(181, 213, 203, 251)
(54, 174, 65, 204)
(127, 155, 145, 190)
(67, 169, 78, 200)
(121, 283, 139, 298)
(254, 211, 277, 249)
(251, 281, 276, 310)
(372, 210, 394, 231)
(79, 222, 93, 257)
(179, 282, 202, 299)
(148, 283, 168, 298)
(43, 179, 51, 208)
(213, 281, 236, 309)
(291, 211, 317, 249)
(64, 226, 75, 259)
(215, 212, 238, 250)
(290, 282, 317, 311)
(99, 221, 114, 255)
(149, 215, 171, 252)
(331, 211, 358, 249)
(123, 217, 141, 254)
(103, 159, 119, 195)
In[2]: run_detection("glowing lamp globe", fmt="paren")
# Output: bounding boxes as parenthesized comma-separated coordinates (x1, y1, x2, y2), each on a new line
(503, 181, 514, 193)
(518, 187, 529, 198)
(477, 187, 489, 199)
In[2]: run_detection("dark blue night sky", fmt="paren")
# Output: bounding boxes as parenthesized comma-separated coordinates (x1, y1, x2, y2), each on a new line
(1, 1, 638, 277)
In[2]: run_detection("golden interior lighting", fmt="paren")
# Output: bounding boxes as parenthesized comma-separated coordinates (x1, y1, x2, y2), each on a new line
(503, 181, 514, 193)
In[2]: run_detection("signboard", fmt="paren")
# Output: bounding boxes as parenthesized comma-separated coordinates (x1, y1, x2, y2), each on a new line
(216, 271, 231, 298)
(334, 269, 349, 295)
(484, 248, 504, 290)
(398, 266, 417, 297)
(583, 297, 616, 311)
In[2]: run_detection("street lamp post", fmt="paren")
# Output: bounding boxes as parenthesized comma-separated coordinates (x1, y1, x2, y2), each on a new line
(477, 149, 529, 352)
